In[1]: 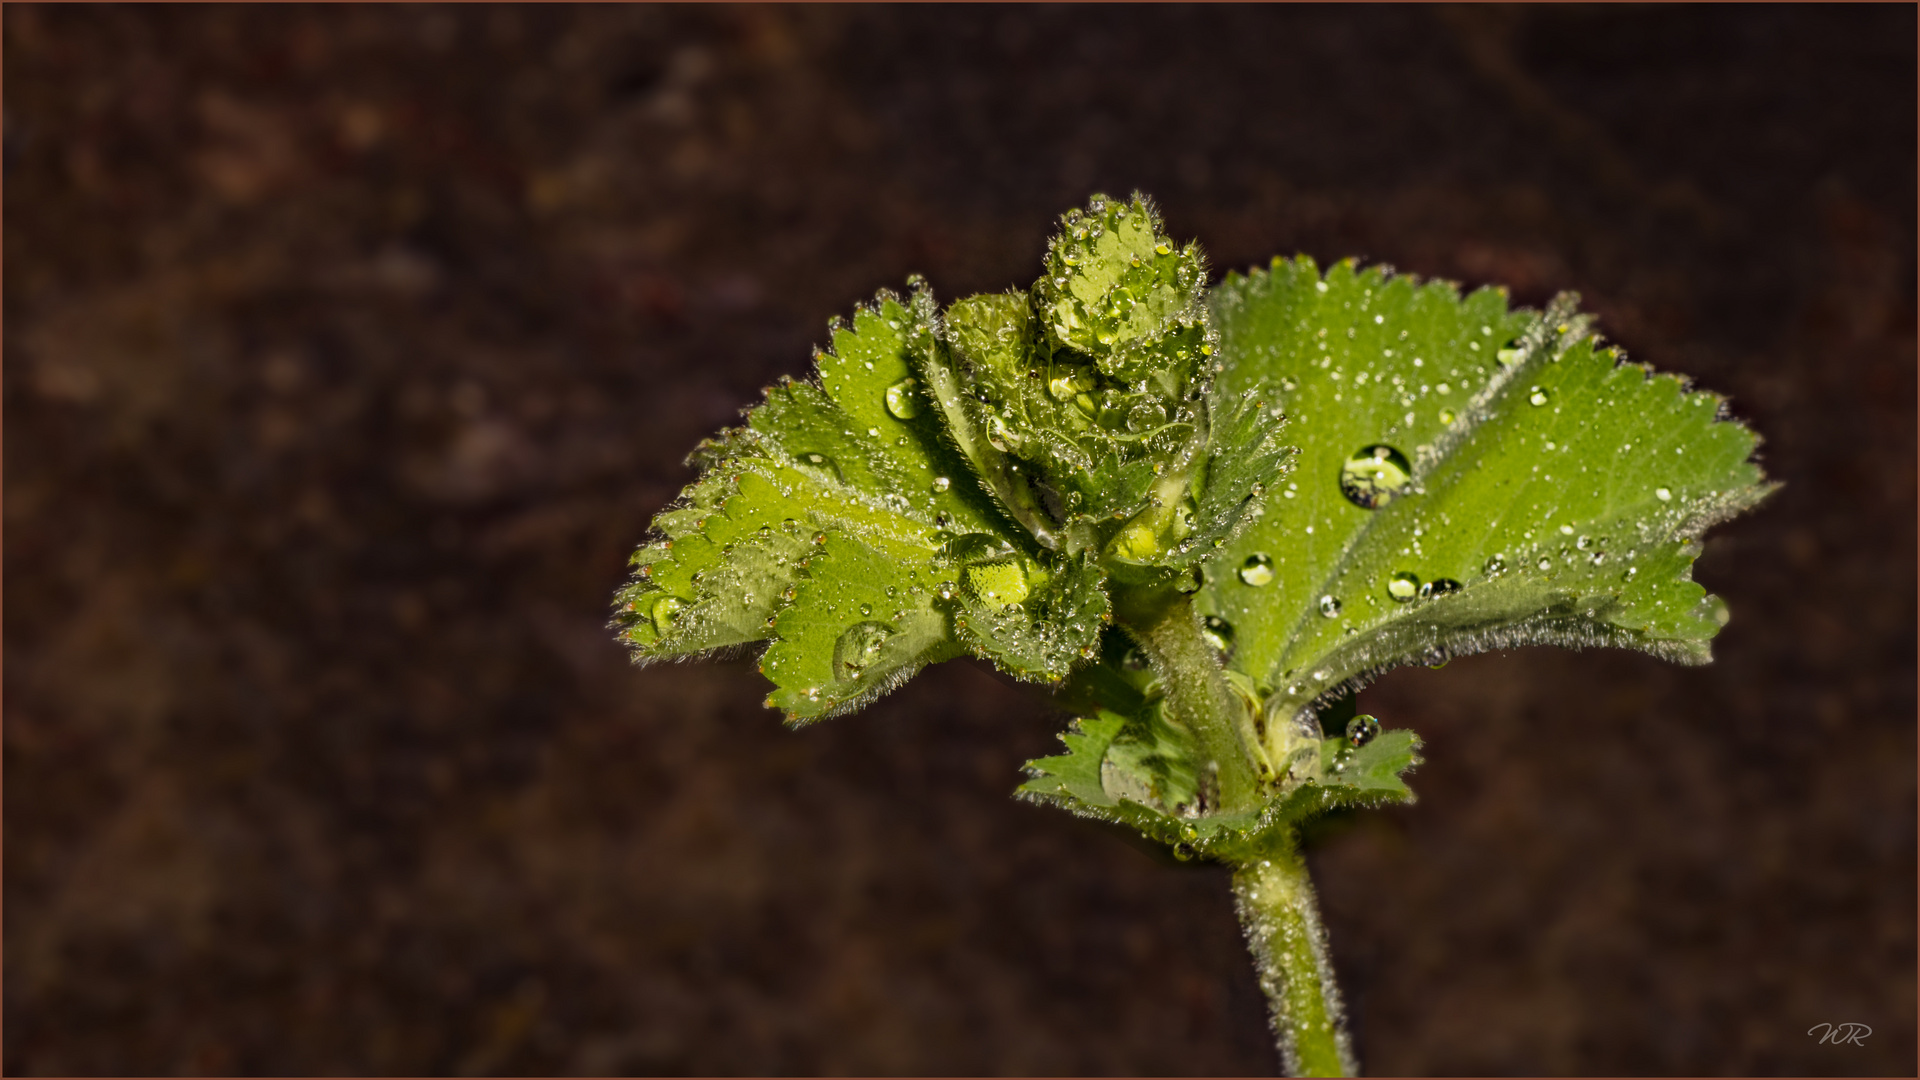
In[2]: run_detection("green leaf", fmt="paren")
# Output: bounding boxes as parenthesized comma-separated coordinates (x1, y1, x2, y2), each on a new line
(615, 288, 1093, 720)
(1201, 258, 1774, 755)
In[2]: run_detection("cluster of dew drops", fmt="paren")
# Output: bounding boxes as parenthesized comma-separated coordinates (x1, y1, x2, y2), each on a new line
(1224, 390, 1684, 629)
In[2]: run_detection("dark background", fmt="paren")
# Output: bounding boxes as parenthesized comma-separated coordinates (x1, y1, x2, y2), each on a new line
(5, 5, 1915, 1075)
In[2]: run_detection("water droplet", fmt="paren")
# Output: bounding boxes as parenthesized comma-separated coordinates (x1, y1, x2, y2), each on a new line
(1121, 645, 1149, 671)
(1418, 578, 1461, 599)
(1655, 487, 1672, 502)
(1559, 524, 1574, 535)
(884, 378, 922, 419)
(1484, 554, 1506, 576)
(832, 621, 895, 682)
(1318, 594, 1343, 618)
(1239, 554, 1276, 587)
(1529, 386, 1550, 407)
(1537, 556, 1552, 571)
(1338, 444, 1414, 509)
(859, 603, 873, 616)
(794, 452, 843, 482)
(931, 476, 951, 494)
(986, 414, 1014, 451)
(944, 532, 1013, 565)
(1346, 714, 1381, 748)
(1439, 409, 1456, 425)
(1126, 400, 1166, 432)
(1387, 572, 1420, 602)
(1590, 551, 1607, 566)
(1708, 596, 1731, 626)
(965, 560, 1030, 606)
(812, 532, 827, 545)
(651, 596, 685, 633)
(1200, 615, 1235, 661)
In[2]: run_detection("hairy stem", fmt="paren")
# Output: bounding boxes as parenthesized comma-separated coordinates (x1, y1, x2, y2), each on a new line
(1233, 830, 1355, 1078)
(1112, 585, 1262, 813)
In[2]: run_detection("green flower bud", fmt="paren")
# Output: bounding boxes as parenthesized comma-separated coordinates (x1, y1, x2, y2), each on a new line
(918, 194, 1230, 573)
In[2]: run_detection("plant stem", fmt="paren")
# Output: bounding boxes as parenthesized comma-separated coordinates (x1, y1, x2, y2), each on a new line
(1232, 829, 1356, 1078)
(1112, 584, 1350, 1075)
(1112, 586, 1261, 813)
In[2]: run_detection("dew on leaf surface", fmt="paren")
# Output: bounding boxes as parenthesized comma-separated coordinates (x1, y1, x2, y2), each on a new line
(1318, 594, 1343, 618)
(1484, 553, 1506, 576)
(1418, 578, 1461, 599)
(1529, 386, 1550, 407)
(1239, 553, 1276, 586)
(931, 476, 951, 493)
(832, 621, 895, 682)
(1387, 571, 1420, 602)
(884, 378, 922, 419)
(1338, 444, 1413, 509)
(1655, 487, 1673, 501)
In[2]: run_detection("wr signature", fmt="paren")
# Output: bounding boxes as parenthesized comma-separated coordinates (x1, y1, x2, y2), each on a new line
(1808, 1022, 1871, 1046)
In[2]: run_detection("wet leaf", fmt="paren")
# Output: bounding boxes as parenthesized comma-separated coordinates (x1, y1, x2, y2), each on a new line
(1201, 258, 1774, 756)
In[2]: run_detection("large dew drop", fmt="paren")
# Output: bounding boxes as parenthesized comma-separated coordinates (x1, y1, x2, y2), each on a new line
(1318, 594, 1343, 618)
(884, 377, 922, 419)
(1418, 578, 1461, 599)
(1346, 714, 1381, 748)
(1338, 444, 1413, 509)
(1239, 553, 1276, 587)
(832, 621, 895, 682)
(1387, 572, 1420, 602)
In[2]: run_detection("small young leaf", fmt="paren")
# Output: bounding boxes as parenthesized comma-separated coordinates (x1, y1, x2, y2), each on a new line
(1019, 711, 1128, 809)
(953, 551, 1110, 683)
(1182, 386, 1293, 560)
(1020, 704, 1422, 859)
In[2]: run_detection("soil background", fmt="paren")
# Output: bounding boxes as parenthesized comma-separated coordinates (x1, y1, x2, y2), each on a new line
(5, 5, 1915, 1076)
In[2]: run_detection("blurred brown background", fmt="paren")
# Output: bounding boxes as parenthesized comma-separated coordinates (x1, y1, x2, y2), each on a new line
(5, 5, 1914, 1076)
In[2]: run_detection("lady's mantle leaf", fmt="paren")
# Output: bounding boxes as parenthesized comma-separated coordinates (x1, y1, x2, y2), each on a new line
(614, 291, 1074, 720)
(1202, 258, 1775, 755)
